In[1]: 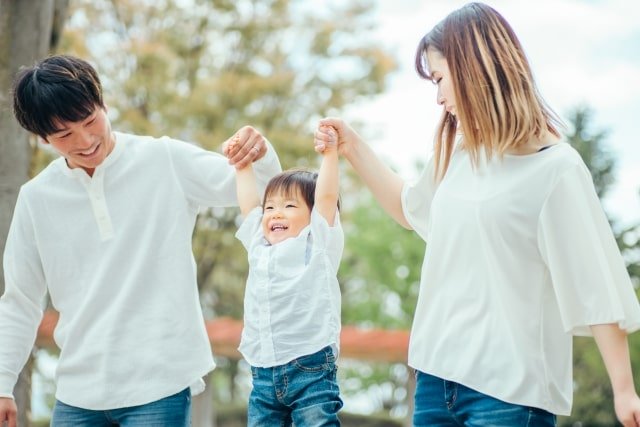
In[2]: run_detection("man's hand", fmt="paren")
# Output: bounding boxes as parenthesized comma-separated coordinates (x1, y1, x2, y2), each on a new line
(0, 397, 17, 427)
(222, 126, 268, 169)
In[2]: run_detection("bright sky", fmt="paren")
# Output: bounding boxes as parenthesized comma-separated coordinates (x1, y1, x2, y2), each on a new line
(346, 0, 640, 227)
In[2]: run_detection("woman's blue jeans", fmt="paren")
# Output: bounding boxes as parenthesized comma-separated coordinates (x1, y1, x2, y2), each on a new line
(413, 371, 556, 426)
(248, 346, 343, 427)
(50, 387, 191, 426)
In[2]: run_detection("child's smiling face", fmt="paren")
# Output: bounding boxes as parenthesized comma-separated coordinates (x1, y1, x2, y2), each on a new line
(261, 188, 312, 245)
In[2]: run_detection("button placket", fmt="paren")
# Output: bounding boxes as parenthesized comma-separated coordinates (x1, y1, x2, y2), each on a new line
(84, 171, 114, 241)
(258, 252, 276, 363)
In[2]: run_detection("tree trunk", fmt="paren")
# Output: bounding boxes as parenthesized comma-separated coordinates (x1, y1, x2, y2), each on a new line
(0, 0, 67, 425)
(0, 0, 57, 288)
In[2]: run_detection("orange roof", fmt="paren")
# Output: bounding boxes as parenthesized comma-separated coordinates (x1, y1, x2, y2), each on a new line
(37, 309, 409, 363)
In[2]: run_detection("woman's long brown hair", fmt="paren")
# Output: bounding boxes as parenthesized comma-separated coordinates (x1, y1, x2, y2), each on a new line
(415, 2, 564, 180)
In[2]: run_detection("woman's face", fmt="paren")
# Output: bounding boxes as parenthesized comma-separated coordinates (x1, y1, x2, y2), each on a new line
(426, 47, 456, 116)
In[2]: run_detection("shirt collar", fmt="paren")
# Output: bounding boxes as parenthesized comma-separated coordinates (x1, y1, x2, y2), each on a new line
(57, 132, 124, 179)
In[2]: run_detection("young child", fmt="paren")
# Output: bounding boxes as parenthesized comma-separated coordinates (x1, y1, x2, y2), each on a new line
(228, 126, 344, 427)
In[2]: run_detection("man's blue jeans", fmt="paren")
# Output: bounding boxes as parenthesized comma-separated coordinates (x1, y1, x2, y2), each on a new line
(50, 387, 191, 426)
(248, 346, 343, 427)
(413, 371, 556, 426)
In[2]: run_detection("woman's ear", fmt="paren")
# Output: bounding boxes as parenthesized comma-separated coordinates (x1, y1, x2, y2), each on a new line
(38, 136, 49, 145)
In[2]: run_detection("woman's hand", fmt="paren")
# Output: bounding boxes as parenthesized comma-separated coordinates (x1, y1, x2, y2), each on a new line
(614, 390, 640, 426)
(314, 117, 363, 159)
(314, 117, 409, 228)
(591, 323, 640, 427)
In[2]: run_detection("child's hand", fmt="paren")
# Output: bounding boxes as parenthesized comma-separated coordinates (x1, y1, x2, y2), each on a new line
(315, 125, 338, 153)
(225, 134, 241, 159)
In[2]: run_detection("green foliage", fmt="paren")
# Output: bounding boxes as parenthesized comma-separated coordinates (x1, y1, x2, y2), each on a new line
(340, 182, 424, 329)
(565, 107, 615, 199)
(333, 162, 424, 416)
(338, 359, 411, 419)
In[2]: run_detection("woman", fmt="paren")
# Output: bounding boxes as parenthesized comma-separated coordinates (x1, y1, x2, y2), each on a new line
(314, 3, 640, 426)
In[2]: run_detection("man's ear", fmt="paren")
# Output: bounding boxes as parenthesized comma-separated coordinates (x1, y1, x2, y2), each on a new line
(38, 136, 50, 145)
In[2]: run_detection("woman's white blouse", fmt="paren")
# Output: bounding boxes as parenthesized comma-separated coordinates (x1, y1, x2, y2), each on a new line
(236, 207, 344, 368)
(401, 142, 640, 415)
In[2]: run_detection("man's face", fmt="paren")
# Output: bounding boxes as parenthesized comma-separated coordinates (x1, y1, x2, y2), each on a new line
(44, 106, 115, 176)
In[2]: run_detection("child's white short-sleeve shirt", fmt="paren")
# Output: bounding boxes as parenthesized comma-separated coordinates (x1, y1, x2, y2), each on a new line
(236, 207, 344, 368)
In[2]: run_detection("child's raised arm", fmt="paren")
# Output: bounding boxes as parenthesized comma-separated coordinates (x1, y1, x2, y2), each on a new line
(315, 125, 339, 226)
(228, 136, 261, 217)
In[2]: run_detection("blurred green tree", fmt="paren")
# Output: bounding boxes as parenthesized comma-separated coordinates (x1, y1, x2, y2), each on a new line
(559, 106, 640, 426)
(335, 161, 425, 420)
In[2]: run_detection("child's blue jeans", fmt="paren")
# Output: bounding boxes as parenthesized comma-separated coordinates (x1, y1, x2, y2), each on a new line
(248, 346, 343, 427)
(413, 371, 556, 426)
(50, 387, 191, 426)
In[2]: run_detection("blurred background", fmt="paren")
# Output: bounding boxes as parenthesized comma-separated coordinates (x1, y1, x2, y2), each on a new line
(1, 0, 638, 426)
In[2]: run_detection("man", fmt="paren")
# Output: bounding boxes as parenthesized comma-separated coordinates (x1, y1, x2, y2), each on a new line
(0, 54, 281, 426)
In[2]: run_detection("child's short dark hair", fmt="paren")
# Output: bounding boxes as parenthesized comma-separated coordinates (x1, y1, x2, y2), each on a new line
(12, 55, 105, 139)
(263, 169, 340, 211)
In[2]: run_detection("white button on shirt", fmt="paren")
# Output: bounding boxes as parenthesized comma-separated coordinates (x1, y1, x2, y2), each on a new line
(401, 142, 640, 415)
(236, 207, 344, 367)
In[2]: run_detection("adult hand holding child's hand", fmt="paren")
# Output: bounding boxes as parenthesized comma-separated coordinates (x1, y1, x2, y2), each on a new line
(222, 126, 267, 169)
(0, 397, 17, 427)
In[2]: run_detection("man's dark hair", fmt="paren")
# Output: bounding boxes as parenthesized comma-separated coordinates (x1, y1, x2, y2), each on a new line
(12, 55, 104, 139)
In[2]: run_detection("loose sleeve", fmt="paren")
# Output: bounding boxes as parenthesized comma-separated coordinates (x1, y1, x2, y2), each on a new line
(400, 155, 438, 242)
(537, 163, 640, 336)
(309, 209, 344, 271)
(235, 207, 264, 250)
(164, 137, 281, 208)
(0, 191, 47, 398)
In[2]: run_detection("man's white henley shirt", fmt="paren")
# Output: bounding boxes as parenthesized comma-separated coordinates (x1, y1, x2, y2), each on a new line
(0, 132, 281, 410)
